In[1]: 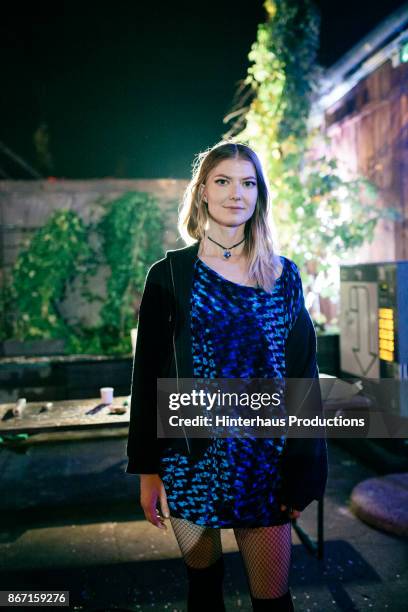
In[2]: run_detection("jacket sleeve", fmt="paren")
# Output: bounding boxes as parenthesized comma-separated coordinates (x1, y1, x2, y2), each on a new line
(280, 305, 328, 511)
(126, 260, 171, 474)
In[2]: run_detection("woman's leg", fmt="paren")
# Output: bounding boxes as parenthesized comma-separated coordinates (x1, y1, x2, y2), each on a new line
(233, 523, 294, 611)
(170, 516, 225, 611)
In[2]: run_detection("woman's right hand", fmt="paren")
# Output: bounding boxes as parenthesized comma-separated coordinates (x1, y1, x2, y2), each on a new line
(140, 474, 170, 530)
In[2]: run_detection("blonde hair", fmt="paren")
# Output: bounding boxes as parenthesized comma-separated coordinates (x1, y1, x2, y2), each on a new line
(178, 141, 281, 293)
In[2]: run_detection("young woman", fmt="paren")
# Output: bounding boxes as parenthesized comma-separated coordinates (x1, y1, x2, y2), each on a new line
(127, 142, 327, 611)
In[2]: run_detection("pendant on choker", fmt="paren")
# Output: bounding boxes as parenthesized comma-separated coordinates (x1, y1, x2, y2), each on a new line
(207, 235, 245, 260)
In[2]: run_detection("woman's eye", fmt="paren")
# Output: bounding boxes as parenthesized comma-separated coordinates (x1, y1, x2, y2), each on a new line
(243, 181, 257, 188)
(215, 179, 228, 185)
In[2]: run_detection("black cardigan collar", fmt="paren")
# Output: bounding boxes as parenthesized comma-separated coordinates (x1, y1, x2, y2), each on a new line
(165, 241, 200, 308)
(165, 242, 200, 379)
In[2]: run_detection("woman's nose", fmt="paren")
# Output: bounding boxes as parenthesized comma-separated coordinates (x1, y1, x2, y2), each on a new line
(230, 183, 242, 200)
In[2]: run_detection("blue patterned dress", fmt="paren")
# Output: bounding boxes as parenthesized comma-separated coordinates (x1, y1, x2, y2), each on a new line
(160, 256, 304, 527)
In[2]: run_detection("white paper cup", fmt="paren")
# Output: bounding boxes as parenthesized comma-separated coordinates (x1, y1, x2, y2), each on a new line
(100, 387, 114, 404)
(13, 398, 27, 418)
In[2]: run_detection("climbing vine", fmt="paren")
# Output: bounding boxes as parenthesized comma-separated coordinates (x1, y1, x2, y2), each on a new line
(225, 0, 394, 317)
(97, 192, 163, 353)
(7, 210, 91, 341)
(3, 192, 164, 355)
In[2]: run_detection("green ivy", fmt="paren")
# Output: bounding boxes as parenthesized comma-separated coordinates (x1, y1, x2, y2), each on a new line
(97, 192, 163, 352)
(225, 0, 399, 309)
(8, 210, 90, 340)
(3, 191, 164, 355)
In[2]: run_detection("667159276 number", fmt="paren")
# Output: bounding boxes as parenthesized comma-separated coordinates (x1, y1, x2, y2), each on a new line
(0, 592, 69, 607)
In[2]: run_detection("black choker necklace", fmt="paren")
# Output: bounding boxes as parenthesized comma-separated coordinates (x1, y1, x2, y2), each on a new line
(207, 235, 245, 259)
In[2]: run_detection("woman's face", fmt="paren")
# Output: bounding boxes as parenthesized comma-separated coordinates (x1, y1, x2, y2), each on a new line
(202, 158, 258, 229)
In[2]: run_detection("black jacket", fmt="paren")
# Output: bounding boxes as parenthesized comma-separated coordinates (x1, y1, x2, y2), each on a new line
(126, 242, 328, 512)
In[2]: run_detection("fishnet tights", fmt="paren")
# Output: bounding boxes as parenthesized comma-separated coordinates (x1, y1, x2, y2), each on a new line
(170, 517, 291, 599)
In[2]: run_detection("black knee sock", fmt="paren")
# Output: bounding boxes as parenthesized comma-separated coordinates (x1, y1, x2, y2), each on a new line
(185, 556, 226, 612)
(251, 590, 294, 611)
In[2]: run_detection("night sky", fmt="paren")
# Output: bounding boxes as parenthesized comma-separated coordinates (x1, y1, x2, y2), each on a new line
(1, 0, 406, 179)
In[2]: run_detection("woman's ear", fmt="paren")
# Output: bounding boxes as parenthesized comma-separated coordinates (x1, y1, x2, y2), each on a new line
(199, 183, 207, 203)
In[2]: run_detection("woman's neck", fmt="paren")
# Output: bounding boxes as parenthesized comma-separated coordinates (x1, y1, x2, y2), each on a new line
(201, 223, 246, 259)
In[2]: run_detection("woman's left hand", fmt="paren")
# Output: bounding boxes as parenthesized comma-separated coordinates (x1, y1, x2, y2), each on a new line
(280, 504, 301, 520)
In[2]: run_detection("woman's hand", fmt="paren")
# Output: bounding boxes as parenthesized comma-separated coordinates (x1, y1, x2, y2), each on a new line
(280, 504, 301, 520)
(140, 474, 170, 530)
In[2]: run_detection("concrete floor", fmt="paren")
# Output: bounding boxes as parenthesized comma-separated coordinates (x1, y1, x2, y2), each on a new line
(0, 435, 406, 611)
